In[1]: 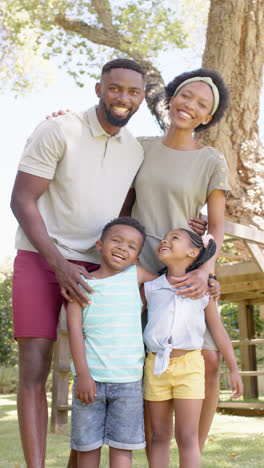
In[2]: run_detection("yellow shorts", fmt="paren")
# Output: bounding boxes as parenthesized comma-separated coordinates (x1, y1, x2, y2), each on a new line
(144, 350, 205, 401)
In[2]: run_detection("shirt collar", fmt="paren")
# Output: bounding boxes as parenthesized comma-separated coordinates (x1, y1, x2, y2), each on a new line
(153, 274, 189, 293)
(85, 106, 124, 142)
(153, 274, 175, 291)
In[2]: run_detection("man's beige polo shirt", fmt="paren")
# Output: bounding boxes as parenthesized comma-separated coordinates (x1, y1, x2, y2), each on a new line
(15, 106, 144, 263)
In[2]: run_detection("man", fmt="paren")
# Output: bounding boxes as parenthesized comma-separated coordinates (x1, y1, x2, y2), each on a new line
(11, 58, 146, 468)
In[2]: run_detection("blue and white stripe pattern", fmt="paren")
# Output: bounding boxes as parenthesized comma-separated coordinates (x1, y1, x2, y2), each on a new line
(72, 265, 144, 382)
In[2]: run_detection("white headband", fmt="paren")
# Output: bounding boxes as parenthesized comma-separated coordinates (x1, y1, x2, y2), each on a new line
(173, 76, 220, 116)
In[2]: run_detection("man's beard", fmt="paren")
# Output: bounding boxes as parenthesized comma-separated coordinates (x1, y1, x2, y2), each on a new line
(101, 100, 134, 127)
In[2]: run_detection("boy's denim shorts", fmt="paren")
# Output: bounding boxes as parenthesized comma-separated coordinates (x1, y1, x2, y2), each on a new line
(71, 377, 146, 452)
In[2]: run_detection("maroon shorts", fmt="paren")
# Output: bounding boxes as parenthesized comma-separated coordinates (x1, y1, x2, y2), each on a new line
(12, 250, 99, 340)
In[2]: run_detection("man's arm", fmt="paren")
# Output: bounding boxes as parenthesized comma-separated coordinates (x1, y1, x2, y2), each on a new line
(67, 301, 97, 404)
(11, 170, 93, 306)
(188, 212, 207, 236)
(205, 301, 243, 399)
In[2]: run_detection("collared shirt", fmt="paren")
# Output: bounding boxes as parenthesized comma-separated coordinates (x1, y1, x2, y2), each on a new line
(15, 106, 144, 261)
(143, 274, 209, 376)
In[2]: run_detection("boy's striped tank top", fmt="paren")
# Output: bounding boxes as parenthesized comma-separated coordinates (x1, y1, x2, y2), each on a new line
(72, 265, 144, 382)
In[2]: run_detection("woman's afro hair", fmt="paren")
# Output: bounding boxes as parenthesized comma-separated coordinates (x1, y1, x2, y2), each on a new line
(165, 68, 229, 133)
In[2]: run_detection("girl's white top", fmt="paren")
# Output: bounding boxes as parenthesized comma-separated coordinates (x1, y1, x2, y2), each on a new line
(143, 274, 209, 376)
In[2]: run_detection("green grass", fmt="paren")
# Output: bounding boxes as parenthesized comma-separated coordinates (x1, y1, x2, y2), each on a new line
(1, 394, 264, 467)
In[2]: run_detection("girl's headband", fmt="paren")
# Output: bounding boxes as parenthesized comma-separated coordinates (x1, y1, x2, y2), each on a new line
(173, 77, 220, 116)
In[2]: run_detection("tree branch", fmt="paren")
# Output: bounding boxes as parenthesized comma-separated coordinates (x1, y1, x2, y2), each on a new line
(55, 13, 121, 49)
(91, 0, 114, 32)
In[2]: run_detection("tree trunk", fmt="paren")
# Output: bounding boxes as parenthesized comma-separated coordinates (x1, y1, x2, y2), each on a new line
(201, 0, 264, 229)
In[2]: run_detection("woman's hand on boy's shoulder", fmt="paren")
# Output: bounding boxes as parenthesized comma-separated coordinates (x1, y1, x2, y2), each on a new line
(46, 109, 69, 119)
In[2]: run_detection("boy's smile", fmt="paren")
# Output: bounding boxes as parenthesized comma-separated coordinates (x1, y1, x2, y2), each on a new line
(96, 224, 143, 273)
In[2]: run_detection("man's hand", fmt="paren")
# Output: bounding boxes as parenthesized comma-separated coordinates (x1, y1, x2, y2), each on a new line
(54, 258, 95, 307)
(208, 277, 220, 301)
(171, 269, 209, 299)
(76, 372, 97, 405)
(46, 109, 69, 119)
(188, 213, 207, 236)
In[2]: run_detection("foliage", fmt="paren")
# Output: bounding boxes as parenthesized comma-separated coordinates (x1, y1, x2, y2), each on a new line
(220, 302, 264, 341)
(0, 0, 187, 93)
(0, 0, 56, 95)
(219, 302, 240, 340)
(0, 275, 17, 366)
(0, 366, 53, 393)
(0, 366, 18, 393)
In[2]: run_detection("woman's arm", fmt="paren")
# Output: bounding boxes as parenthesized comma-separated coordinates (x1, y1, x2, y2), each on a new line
(173, 189, 225, 299)
(66, 302, 97, 404)
(205, 301, 243, 399)
(200, 188, 226, 274)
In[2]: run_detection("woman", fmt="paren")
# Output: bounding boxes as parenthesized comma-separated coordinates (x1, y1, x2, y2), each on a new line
(121, 68, 230, 450)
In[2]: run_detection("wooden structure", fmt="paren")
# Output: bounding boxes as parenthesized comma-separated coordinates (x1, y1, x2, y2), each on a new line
(50, 219, 264, 432)
(216, 220, 264, 413)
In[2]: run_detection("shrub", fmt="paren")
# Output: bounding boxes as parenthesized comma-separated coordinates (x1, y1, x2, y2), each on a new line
(0, 275, 17, 366)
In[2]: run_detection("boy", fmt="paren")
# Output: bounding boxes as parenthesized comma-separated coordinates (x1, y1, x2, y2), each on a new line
(67, 217, 156, 468)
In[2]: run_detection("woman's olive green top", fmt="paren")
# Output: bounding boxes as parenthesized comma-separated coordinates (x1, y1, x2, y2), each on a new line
(132, 137, 230, 273)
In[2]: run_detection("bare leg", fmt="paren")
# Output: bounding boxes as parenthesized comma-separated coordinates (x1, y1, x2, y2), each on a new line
(109, 447, 132, 468)
(174, 398, 203, 468)
(199, 350, 221, 450)
(67, 449, 78, 468)
(144, 399, 152, 461)
(17, 337, 54, 468)
(79, 447, 101, 468)
(147, 400, 173, 468)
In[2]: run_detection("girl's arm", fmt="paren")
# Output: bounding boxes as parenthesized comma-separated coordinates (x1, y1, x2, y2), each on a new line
(66, 301, 97, 404)
(205, 301, 243, 399)
(174, 189, 225, 299)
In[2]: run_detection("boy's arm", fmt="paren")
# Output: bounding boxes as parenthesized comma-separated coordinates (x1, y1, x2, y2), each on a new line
(205, 301, 243, 399)
(137, 265, 157, 287)
(66, 301, 97, 404)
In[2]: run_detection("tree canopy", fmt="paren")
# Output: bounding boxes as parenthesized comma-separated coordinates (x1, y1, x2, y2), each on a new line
(2, 0, 264, 227)
(1, 0, 198, 124)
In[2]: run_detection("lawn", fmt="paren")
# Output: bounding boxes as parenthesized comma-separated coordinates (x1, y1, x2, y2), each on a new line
(0, 394, 263, 467)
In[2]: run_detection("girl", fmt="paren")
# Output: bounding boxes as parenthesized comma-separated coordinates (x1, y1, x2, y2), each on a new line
(142, 228, 243, 468)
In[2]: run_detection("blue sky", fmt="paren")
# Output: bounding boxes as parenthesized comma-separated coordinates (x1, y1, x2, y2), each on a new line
(1, 47, 264, 264)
